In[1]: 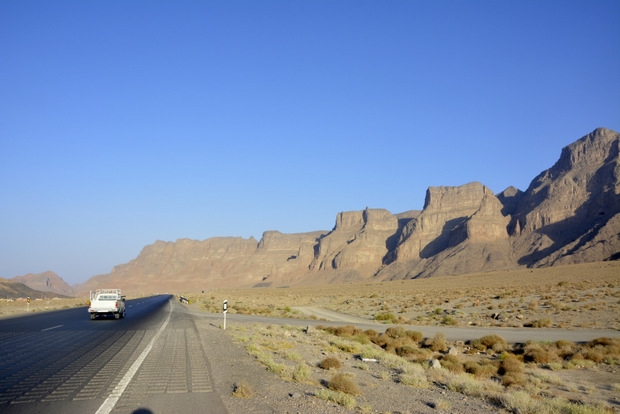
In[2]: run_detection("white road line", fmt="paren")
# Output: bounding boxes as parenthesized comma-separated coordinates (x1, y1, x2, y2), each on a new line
(41, 325, 63, 331)
(95, 300, 172, 414)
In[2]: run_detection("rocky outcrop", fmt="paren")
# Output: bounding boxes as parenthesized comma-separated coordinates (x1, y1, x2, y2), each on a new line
(254, 230, 327, 285)
(509, 127, 620, 266)
(72, 128, 620, 294)
(375, 182, 512, 279)
(389, 182, 508, 263)
(497, 186, 524, 216)
(11, 271, 74, 297)
(309, 208, 398, 277)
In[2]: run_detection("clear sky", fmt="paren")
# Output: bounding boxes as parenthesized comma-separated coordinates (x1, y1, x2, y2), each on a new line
(1, 0, 619, 286)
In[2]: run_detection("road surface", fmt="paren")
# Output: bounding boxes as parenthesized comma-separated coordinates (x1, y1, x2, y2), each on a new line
(0, 296, 227, 414)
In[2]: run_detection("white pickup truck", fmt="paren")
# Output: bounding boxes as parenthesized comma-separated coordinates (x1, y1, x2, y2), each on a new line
(88, 289, 126, 320)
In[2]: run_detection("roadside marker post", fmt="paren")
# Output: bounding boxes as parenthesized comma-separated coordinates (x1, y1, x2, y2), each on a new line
(27, 297, 30, 313)
(223, 300, 228, 330)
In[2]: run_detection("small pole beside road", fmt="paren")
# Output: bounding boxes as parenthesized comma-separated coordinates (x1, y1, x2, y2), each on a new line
(27, 297, 30, 313)
(223, 300, 228, 330)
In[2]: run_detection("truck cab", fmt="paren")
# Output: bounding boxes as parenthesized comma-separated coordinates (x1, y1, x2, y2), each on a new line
(88, 289, 126, 320)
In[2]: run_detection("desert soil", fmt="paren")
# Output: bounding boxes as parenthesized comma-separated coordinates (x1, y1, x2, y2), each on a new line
(183, 262, 619, 413)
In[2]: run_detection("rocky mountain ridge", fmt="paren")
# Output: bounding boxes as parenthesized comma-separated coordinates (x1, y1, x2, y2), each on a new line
(74, 128, 619, 295)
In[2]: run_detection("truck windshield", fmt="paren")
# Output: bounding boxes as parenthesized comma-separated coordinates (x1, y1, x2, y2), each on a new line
(99, 296, 116, 300)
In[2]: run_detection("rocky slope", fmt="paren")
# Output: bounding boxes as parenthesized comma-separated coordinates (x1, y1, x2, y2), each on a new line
(74, 128, 620, 295)
(11, 271, 74, 297)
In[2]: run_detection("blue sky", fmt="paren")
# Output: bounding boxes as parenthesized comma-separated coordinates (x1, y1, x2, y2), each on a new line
(1, 0, 619, 286)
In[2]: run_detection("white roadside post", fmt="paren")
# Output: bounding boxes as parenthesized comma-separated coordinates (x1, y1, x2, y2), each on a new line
(223, 300, 228, 330)
(27, 297, 30, 313)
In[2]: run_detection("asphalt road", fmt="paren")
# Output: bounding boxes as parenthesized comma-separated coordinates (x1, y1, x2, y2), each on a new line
(0, 296, 227, 414)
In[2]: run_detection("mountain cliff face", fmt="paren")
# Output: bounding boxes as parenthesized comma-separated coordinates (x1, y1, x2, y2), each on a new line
(75, 128, 620, 295)
(509, 127, 620, 267)
(11, 271, 74, 297)
(310, 209, 398, 276)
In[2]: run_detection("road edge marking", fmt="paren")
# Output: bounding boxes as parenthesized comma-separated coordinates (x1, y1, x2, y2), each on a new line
(41, 325, 63, 331)
(95, 299, 172, 414)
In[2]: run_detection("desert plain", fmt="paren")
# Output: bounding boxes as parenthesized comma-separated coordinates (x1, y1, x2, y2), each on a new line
(2, 261, 619, 413)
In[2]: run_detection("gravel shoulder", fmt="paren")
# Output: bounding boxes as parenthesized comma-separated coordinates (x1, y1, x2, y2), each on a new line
(193, 315, 354, 413)
(192, 312, 509, 414)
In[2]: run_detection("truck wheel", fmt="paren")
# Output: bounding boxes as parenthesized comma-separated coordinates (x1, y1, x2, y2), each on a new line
(90, 314, 95, 320)
(115, 313, 120, 319)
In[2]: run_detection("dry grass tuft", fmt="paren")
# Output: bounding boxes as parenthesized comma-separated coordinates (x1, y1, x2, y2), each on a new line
(292, 363, 311, 382)
(315, 389, 356, 408)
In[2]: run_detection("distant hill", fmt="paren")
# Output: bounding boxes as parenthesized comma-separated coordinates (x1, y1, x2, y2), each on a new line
(74, 128, 620, 295)
(0, 277, 71, 300)
(11, 271, 74, 297)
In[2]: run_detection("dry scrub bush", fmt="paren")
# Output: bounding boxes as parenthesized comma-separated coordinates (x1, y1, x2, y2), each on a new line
(441, 315, 458, 325)
(330, 338, 362, 354)
(586, 337, 620, 363)
(529, 318, 552, 328)
(394, 344, 418, 358)
(583, 349, 605, 363)
(364, 329, 379, 338)
(523, 342, 557, 364)
(406, 330, 424, 342)
(319, 356, 342, 370)
(232, 381, 254, 398)
(327, 325, 363, 337)
(439, 354, 464, 373)
(470, 334, 509, 353)
(320, 326, 426, 360)
(424, 333, 447, 352)
(552, 339, 575, 359)
(499, 357, 526, 387)
(329, 373, 361, 395)
(464, 360, 498, 379)
(384, 326, 406, 338)
(499, 357, 524, 375)
(374, 312, 396, 321)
